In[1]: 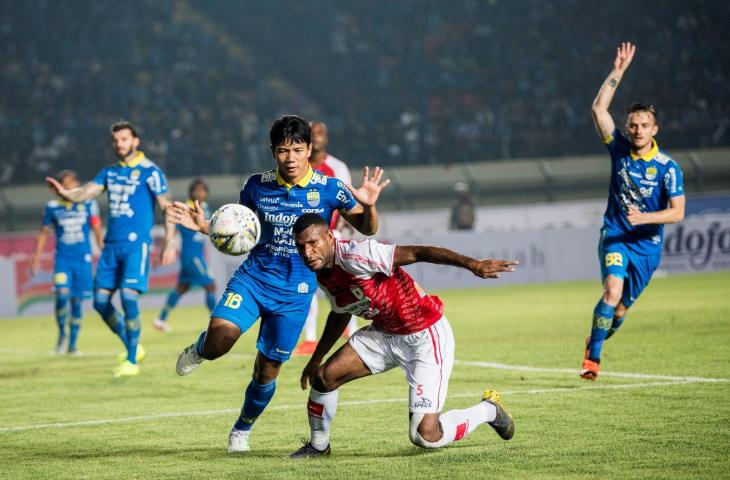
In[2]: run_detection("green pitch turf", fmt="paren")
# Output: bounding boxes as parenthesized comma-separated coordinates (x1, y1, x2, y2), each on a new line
(1, 272, 729, 480)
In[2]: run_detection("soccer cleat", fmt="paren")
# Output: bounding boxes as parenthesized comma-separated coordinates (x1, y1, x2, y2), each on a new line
(153, 318, 171, 333)
(113, 360, 140, 378)
(580, 358, 600, 381)
(294, 340, 318, 357)
(289, 440, 331, 459)
(67, 347, 82, 356)
(176, 343, 204, 376)
(482, 390, 515, 440)
(228, 429, 251, 453)
(117, 344, 146, 363)
(55, 336, 68, 355)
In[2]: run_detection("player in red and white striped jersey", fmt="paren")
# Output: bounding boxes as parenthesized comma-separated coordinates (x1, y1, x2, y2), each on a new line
(295, 121, 358, 356)
(289, 213, 518, 458)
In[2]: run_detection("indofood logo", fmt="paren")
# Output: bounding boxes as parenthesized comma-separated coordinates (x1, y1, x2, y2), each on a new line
(663, 221, 730, 270)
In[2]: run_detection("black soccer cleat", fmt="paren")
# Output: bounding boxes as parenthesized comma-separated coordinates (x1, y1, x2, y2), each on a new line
(289, 440, 331, 459)
(482, 390, 515, 440)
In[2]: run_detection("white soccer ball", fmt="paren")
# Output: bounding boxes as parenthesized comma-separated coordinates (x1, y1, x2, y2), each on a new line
(208, 204, 261, 256)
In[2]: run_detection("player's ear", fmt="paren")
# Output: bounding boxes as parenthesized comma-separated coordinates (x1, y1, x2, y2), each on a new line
(651, 123, 659, 137)
(132, 136, 141, 149)
(306, 142, 313, 159)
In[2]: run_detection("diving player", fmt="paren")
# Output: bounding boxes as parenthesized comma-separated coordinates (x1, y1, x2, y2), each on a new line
(289, 213, 518, 457)
(296, 120, 358, 357)
(31, 170, 104, 354)
(583, 42, 685, 380)
(169, 115, 390, 453)
(46, 120, 176, 378)
(154, 178, 216, 333)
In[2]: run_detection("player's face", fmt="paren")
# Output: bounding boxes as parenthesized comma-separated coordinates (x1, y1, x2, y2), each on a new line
(273, 139, 312, 184)
(625, 112, 658, 151)
(295, 225, 335, 271)
(311, 123, 329, 153)
(191, 184, 207, 202)
(112, 128, 140, 159)
(60, 176, 80, 190)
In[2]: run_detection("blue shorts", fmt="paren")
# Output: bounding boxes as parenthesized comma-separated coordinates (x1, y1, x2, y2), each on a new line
(598, 234, 661, 308)
(178, 256, 214, 287)
(94, 241, 151, 293)
(211, 270, 313, 362)
(54, 255, 93, 299)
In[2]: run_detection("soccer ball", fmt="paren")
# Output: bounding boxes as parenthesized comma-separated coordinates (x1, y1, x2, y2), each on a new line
(208, 204, 261, 256)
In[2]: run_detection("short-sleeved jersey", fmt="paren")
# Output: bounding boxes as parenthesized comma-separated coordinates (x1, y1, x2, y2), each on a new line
(42, 199, 100, 259)
(602, 129, 685, 255)
(179, 200, 210, 261)
(238, 166, 357, 295)
(92, 152, 168, 244)
(318, 239, 445, 335)
(311, 154, 352, 230)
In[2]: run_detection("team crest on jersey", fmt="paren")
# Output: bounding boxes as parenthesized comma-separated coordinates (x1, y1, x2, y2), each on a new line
(645, 167, 657, 181)
(261, 170, 277, 183)
(306, 191, 320, 207)
(130, 169, 141, 180)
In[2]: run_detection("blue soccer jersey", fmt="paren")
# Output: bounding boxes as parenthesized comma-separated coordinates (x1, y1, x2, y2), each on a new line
(92, 151, 168, 244)
(42, 199, 100, 259)
(602, 129, 684, 255)
(238, 166, 357, 295)
(179, 200, 210, 262)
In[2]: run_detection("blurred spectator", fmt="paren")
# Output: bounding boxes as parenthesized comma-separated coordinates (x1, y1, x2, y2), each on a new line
(450, 182, 475, 231)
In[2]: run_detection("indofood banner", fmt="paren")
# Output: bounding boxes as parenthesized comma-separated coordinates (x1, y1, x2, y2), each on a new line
(1, 215, 728, 318)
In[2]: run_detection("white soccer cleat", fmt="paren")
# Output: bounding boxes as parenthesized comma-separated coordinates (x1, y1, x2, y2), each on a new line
(55, 337, 68, 355)
(228, 428, 251, 453)
(153, 318, 171, 333)
(176, 343, 204, 376)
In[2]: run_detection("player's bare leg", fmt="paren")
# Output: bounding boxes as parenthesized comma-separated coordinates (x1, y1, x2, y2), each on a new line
(155, 283, 190, 332)
(176, 317, 240, 375)
(290, 343, 371, 459)
(582, 275, 623, 380)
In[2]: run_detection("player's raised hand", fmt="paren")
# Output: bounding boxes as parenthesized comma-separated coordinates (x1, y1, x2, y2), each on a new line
(347, 166, 391, 207)
(167, 200, 206, 232)
(45, 177, 67, 197)
(300, 359, 321, 390)
(469, 259, 519, 279)
(627, 205, 645, 226)
(613, 42, 636, 73)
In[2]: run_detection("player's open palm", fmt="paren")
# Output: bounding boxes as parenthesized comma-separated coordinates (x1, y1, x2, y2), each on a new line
(168, 200, 206, 232)
(347, 166, 391, 207)
(300, 359, 321, 390)
(45, 177, 65, 197)
(470, 259, 519, 279)
(614, 42, 636, 73)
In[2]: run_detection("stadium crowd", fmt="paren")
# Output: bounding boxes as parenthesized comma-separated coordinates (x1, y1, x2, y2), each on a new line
(2, 0, 728, 184)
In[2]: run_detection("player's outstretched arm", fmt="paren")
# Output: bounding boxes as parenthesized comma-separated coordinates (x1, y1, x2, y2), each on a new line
(394, 245, 518, 279)
(592, 42, 636, 141)
(156, 194, 178, 266)
(45, 178, 103, 203)
(166, 200, 209, 235)
(627, 195, 685, 226)
(300, 311, 352, 390)
(30, 226, 50, 275)
(341, 166, 391, 236)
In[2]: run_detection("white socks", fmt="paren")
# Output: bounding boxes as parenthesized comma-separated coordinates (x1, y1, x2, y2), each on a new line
(308, 388, 339, 450)
(303, 296, 319, 342)
(410, 402, 496, 448)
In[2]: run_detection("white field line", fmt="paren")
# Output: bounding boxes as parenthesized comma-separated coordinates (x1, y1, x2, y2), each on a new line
(0, 379, 721, 433)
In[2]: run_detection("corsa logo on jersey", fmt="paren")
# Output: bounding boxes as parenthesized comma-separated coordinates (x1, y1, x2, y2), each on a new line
(605, 253, 623, 267)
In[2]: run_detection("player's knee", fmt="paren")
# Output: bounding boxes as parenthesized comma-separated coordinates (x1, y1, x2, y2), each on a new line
(603, 282, 623, 305)
(408, 413, 441, 448)
(312, 366, 336, 392)
(93, 290, 111, 314)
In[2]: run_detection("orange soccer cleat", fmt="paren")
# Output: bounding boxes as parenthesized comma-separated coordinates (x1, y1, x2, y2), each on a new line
(294, 340, 318, 357)
(580, 358, 600, 380)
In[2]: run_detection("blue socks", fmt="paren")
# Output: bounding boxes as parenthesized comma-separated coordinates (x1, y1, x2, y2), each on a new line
(55, 292, 69, 344)
(234, 378, 277, 431)
(194, 330, 207, 357)
(205, 291, 216, 312)
(607, 314, 626, 339)
(159, 290, 181, 321)
(588, 300, 615, 362)
(93, 290, 127, 346)
(69, 298, 82, 351)
(121, 289, 141, 364)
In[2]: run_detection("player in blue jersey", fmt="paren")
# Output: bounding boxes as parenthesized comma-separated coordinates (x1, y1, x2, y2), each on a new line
(169, 115, 390, 452)
(46, 120, 176, 378)
(31, 170, 104, 354)
(582, 42, 686, 380)
(153, 179, 216, 333)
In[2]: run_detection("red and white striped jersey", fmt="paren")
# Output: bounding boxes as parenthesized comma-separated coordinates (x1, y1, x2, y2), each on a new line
(317, 239, 444, 334)
(311, 155, 352, 230)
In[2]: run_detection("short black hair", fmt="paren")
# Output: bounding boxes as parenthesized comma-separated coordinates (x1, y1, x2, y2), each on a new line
(188, 178, 209, 197)
(269, 115, 311, 150)
(110, 119, 140, 138)
(56, 169, 77, 183)
(627, 103, 659, 124)
(293, 213, 328, 237)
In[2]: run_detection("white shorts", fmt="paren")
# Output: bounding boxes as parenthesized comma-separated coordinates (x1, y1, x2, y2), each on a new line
(348, 316, 455, 413)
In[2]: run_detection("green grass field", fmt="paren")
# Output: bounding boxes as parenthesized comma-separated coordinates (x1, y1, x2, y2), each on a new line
(1, 272, 729, 480)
